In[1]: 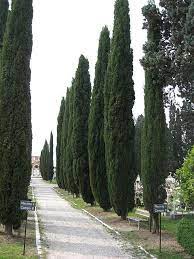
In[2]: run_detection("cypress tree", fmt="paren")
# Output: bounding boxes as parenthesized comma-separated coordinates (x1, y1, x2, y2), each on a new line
(49, 132, 54, 181)
(0, 0, 33, 235)
(40, 140, 50, 181)
(72, 55, 94, 205)
(134, 115, 144, 179)
(56, 97, 65, 188)
(66, 81, 79, 196)
(141, 3, 167, 232)
(88, 26, 111, 211)
(0, 0, 9, 52)
(104, 0, 135, 219)
(61, 88, 70, 190)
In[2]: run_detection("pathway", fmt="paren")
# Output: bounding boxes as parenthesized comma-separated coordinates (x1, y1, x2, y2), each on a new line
(31, 178, 141, 259)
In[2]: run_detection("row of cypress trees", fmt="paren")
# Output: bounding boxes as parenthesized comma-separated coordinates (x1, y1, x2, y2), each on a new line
(0, 0, 33, 235)
(40, 132, 54, 181)
(53, 0, 193, 228)
(55, 0, 136, 219)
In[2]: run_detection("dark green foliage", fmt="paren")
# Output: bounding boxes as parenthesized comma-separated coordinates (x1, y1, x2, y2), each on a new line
(49, 132, 54, 181)
(0, 0, 33, 234)
(72, 55, 94, 205)
(141, 3, 167, 231)
(181, 100, 194, 156)
(40, 140, 50, 181)
(134, 115, 144, 179)
(177, 215, 194, 256)
(61, 88, 70, 190)
(0, 0, 9, 50)
(88, 26, 111, 211)
(168, 102, 184, 173)
(56, 98, 65, 188)
(160, 0, 191, 89)
(160, 0, 194, 153)
(65, 81, 79, 196)
(104, 0, 135, 219)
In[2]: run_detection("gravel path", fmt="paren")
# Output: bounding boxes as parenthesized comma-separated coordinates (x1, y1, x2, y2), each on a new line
(31, 178, 139, 259)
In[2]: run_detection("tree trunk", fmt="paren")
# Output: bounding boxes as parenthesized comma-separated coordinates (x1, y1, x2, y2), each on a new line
(152, 213, 159, 234)
(5, 224, 13, 236)
(121, 214, 127, 220)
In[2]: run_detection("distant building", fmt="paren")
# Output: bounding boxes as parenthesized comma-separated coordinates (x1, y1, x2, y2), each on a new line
(32, 156, 40, 170)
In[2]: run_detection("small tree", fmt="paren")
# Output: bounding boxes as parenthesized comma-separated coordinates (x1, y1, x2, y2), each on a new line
(177, 146, 194, 209)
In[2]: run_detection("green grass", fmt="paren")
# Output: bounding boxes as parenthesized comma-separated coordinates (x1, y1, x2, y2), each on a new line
(161, 216, 181, 236)
(149, 249, 190, 259)
(0, 187, 38, 258)
(54, 187, 87, 209)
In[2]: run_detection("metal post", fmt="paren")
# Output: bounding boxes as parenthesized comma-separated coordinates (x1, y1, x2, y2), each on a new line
(23, 211, 28, 256)
(159, 212, 162, 253)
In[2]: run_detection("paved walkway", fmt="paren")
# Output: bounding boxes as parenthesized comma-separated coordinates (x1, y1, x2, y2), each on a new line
(31, 178, 140, 259)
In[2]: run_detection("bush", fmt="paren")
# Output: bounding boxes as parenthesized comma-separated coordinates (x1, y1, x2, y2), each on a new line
(177, 215, 194, 255)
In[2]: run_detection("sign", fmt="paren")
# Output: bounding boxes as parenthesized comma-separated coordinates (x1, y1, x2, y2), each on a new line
(153, 204, 167, 213)
(20, 200, 35, 211)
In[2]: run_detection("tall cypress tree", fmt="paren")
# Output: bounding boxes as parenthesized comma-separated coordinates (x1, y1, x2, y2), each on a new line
(72, 55, 94, 205)
(56, 97, 65, 188)
(88, 26, 111, 211)
(0, 0, 33, 235)
(49, 132, 54, 181)
(61, 88, 70, 190)
(66, 81, 79, 196)
(141, 3, 167, 232)
(0, 0, 9, 52)
(134, 115, 144, 179)
(104, 0, 135, 219)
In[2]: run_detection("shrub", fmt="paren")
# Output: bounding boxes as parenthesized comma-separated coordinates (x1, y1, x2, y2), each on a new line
(177, 215, 194, 255)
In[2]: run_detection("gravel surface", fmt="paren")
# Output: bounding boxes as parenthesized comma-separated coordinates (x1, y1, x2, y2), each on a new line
(31, 178, 141, 259)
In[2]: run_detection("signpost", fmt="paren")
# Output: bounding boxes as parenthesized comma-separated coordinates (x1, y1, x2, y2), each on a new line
(153, 204, 167, 253)
(20, 200, 36, 256)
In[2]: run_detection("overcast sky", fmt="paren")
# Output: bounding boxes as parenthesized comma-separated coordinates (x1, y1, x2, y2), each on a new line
(31, 0, 158, 156)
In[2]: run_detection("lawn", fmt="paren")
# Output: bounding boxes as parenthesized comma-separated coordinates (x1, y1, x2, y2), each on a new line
(0, 187, 38, 259)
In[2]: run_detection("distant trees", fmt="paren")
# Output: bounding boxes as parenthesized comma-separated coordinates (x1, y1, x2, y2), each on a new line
(49, 132, 54, 181)
(88, 26, 111, 211)
(72, 55, 94, 205)
(141, 3, 167, 232)
(104, 0, 135, 219)
(40, 140, 50, 180)
(0, 0, 33, 235)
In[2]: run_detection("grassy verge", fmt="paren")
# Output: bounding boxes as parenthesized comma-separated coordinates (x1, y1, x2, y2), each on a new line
(54, 187, 191, 259)
(0, 187, 38, 259)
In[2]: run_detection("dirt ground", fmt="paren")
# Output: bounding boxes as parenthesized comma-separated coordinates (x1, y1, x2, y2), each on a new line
(85, 206, 189, 256)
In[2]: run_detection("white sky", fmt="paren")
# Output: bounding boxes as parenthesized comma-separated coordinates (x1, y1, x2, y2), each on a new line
(31, 0, 158, 156)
